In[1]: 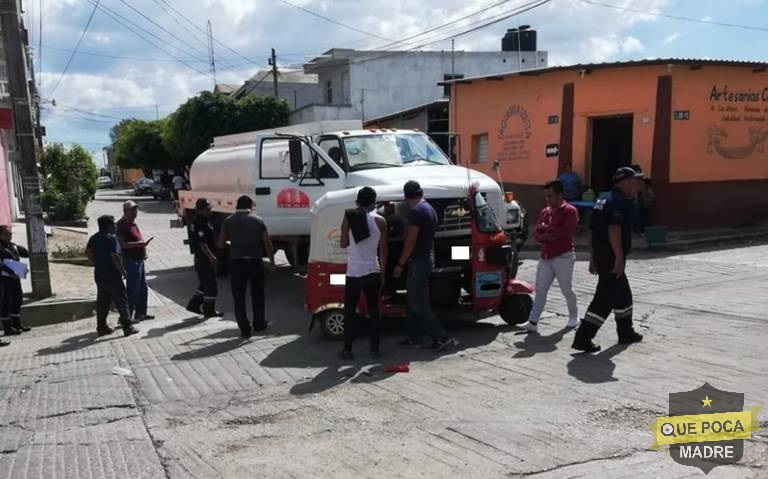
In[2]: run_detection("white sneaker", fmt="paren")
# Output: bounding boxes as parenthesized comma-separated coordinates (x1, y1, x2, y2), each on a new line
(517, 321, 538, 332)
(565, 318, 580, 329)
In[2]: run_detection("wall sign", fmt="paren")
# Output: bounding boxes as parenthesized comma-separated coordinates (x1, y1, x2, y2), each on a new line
(545, 144, 560, 157)
(497, 103, 533, 162)
(674, 110, 690, 121)
(548, 115, 559, 125)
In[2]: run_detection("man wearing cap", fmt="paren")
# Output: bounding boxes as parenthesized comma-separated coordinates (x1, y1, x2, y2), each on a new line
(393, 180, 458, 352)
(572, 166, 645, 353)
(186, 198, 222, 318)
(117, 200, 154, 321)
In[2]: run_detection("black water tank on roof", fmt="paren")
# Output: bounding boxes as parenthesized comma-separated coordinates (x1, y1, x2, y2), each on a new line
(501, 28, 537, 52)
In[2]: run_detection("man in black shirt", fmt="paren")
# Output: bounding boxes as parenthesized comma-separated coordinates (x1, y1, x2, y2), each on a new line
(186, 198, 222, 318)
(572, 167, 645, 353)
(85, 216, 139, 337)
(0, 225, 30, 337)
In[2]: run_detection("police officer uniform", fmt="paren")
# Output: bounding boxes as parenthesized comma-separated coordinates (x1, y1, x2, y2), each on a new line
(186, 198, 221, 318)
(572, 167, 644, 353)
(0, 239, 30, 335)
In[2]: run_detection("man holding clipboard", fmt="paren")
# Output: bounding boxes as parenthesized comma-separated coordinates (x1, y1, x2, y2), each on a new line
(116, 201, 155, 322)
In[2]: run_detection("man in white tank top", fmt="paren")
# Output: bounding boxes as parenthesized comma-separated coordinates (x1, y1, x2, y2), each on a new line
(339, 187, 388, 361)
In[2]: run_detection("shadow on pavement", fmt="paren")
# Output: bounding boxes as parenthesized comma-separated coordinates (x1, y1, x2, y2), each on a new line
(36, 331, 122, 356)
(143, 315, 208, 339)
(566, 343, 628, 384)
(511, 327, 572, 359)
(262, 320, 507, 396)
(171, 328, 248, 361)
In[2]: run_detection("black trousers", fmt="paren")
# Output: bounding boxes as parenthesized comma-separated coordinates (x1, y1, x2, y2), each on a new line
(230, 258, 265, 334)
(96, 277, 131, 330)
(343, 273, 382, 352)
(188, 254, 218, 314)
(0, 277, 22, 321)
(583, 257, 633, 337)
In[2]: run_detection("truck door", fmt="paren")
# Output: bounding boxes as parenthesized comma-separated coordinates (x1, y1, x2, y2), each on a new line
(257, 137, 344, 236)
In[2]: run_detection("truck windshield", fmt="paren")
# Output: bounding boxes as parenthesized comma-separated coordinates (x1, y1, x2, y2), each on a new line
(343, 134, 450, 170)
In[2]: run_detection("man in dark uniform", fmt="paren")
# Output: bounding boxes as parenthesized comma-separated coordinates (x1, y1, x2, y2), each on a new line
(186, 198, 222, 318)
(572, 167, 645, 353)
(0, 225, 30, 336)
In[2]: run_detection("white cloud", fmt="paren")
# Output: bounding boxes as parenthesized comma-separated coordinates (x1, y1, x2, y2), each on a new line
(701, 16, 713, 22)
(663, 33, 679, 44)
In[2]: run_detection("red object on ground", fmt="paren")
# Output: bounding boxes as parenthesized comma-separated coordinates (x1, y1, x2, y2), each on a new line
(384, 363, 410, 373)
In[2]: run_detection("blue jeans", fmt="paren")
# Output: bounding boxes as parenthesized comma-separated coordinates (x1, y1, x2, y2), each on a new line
(124, 257, 148, 318)
(406, 256, 448, 344)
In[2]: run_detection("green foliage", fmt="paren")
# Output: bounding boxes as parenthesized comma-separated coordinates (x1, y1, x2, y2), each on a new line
(162, 92, 290, 168)
(40, 144, 98, 221)
(114, 119, 172, 171)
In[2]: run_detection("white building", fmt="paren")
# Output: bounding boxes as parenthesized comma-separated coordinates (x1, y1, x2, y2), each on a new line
(291, 32, 547, 125)
(231, 70, 324, 110)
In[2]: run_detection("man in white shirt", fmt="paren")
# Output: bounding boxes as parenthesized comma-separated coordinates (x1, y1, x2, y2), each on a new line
(338, 187, 387, 361)
(172, 174, 185, 200)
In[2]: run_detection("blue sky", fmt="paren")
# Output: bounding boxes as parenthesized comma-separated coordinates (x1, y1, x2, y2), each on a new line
(28, 0, 768, 166)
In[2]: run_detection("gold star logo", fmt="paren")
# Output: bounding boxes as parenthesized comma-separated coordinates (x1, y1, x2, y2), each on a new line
(702, 396, 713, 407)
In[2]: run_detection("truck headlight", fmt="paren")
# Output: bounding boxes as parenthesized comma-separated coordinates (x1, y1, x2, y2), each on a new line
(507, 209, 520, 224)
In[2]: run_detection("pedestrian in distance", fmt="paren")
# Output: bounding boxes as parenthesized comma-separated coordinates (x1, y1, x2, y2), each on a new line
(0, 225, 31, 337)
(117, 200, 155, 322)
(518, 179, 580, 332)
(218, 195, 276, 339)
(186, 198, 222, 318)
(338, 187, 388, 361)
(85, 216, 139, 337)
(572, 167, 645, 353)
(393, 180, 458, 352)
(172, 173, 185, 201)
(558, 162, 583, 202)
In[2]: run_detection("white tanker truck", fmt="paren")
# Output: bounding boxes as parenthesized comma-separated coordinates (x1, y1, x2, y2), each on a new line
(175, 120, 527, 272)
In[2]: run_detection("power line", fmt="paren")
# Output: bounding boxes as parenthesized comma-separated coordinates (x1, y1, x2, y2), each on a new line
(348, 0, 551, 67)
(48, 0, 100, 97)
(154, 0, 266, 68)
(375, 0, 516, 51)
(82, 0, 207, 74)
(41, 44, 220, 63)
(277, 0, 393, 41)
(579, 0, 768, 33)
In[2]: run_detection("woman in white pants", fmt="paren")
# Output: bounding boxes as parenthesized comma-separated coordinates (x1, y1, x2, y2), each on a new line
(518, 180, 580, 332)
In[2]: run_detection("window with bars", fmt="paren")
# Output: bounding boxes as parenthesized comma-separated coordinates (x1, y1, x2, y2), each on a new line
(0, 82, 10, 97)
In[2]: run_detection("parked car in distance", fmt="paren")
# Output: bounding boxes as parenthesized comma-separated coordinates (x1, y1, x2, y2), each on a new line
(134, 177, 154, 196)
(97, 176, 113, 189)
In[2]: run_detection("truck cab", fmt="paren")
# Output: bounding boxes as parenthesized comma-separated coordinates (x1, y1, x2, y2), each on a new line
(177, 121, 526, 271)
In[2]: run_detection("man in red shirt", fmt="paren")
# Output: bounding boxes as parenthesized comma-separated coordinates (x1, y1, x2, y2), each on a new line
(116, 201, 155, 321)
(518, 180, 579, 332)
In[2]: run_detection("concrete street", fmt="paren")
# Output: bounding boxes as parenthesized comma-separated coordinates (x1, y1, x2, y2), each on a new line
(1, 190, 766, 478)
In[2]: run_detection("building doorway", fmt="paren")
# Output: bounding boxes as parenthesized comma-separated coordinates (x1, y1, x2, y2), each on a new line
(589, 115, 633, 193)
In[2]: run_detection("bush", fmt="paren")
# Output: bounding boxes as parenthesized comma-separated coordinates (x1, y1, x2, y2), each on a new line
(40, 144, 97, 221)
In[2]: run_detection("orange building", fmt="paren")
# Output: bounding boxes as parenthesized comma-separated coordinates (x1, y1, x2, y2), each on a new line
(444, 59, 768, 228)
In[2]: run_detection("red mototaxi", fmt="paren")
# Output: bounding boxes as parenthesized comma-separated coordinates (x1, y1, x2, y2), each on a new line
(305, 184, 534, 339)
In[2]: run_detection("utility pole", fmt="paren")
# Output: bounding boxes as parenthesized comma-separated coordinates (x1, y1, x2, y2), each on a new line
(207, 20, 216, 88)
(154, 104, 159, 121)
(270, 48, 278, 98)
(1, 0, 52, 298)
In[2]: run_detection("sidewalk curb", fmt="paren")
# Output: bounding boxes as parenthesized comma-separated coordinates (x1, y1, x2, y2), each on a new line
(21, 297, 95, 327)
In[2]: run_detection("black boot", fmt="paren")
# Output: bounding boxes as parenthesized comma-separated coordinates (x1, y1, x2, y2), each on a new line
(572, 320, 601, 353)
(11, 316, 30, 332)
(2, 320, 21, 336)
(202, 302, 223, 319)
(616, 317, 643, 345)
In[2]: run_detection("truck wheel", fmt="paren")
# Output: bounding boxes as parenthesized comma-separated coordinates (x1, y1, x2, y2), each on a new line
(317, 309, 345, 340)
(499, 295, 533, 325)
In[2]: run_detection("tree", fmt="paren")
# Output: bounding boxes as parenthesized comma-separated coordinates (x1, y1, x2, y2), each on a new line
(109, 118, 136, 145)
(40, 144, 98, 221)
(114, 119, 173, 172)
(163, 92, 290, 168)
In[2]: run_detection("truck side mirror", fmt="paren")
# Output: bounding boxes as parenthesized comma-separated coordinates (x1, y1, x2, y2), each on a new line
(289, 139, 304, 175)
